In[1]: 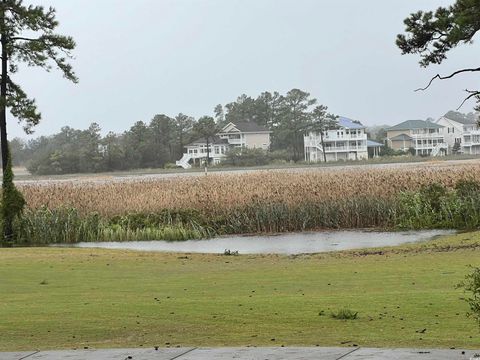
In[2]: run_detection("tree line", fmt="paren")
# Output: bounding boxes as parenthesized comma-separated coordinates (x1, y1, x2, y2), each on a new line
(11, 88, 338, 174)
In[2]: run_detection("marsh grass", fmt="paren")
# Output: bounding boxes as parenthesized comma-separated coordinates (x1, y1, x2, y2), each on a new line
(396, 180, 480, 230)
(13, 207, 213, 244)
(5, 167, 480, 245)
(18, 165, 480, 217)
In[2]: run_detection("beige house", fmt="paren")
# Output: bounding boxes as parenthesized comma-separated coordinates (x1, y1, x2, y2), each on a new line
(176, 121, 271, 168)
(217, 122, 271, 150)
(386, 120, 447, 156)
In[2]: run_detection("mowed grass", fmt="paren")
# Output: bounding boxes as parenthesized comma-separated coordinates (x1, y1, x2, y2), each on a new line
(1, 232, 480, 351)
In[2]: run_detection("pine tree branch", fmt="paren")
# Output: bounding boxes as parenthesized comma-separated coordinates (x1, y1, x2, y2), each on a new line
(415, 67, 480, 91)
(457, 89, 480, 110)
(11, 37, 40, 41)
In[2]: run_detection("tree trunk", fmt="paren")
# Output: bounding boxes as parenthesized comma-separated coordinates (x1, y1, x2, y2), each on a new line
(320, 131, 327, 162)
(179, 132, 184, 159)
(0, 12, 13, 242)
(0, 14, 8, 175)
(205, 137, 209, 175)
(293, 130, 298, 162)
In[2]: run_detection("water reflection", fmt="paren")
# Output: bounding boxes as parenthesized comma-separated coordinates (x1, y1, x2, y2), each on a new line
(71, 229, 455, 255)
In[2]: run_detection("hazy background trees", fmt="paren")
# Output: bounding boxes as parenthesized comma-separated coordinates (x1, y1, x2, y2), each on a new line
(10, 88, 327, 174)
(11, 87, 473, 175)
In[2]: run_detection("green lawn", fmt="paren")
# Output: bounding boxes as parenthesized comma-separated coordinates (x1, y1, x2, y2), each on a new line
(1, 232, 480, 351)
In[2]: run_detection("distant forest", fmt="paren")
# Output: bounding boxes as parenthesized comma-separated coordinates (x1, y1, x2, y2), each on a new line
(10, 88, 334, 174)
(9, 89, 475, 175)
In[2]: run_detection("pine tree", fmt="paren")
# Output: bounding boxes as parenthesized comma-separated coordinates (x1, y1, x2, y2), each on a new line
(0, 1, 77, 241)
(397, 0, 480, 110)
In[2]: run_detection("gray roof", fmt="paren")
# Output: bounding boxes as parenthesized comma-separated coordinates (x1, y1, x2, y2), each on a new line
(443, 112, 478, 125)
(389, 134, 413, 141)
(387, 120, 443, 131)
(367, 140, 384, 147)
(228, 121, 270, 133)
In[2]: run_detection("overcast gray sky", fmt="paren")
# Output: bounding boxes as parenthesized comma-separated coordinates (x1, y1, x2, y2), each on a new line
(9, 0, 480, 139)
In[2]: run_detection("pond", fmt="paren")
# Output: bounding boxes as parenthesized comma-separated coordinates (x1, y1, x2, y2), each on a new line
(71, 229, 455, 255)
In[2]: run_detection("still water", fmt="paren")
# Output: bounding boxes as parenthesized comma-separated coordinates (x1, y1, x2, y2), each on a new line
(72, 229, 455, 255)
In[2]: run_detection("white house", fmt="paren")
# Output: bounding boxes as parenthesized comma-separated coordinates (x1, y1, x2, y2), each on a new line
(386, 120, 447, 156)
(435, 113, 480, 154)
(176, 121, 271, 169)
(304, 116, 368, 162)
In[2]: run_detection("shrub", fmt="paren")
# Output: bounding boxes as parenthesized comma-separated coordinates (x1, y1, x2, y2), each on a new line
(455, 179, 480, 198)
(420, 183, 447, 212)
(222, 148, 270, 167)
(164, 163, 178, 169)
(457, 266, 480, 329)
(331, 309, 358, 320)
(396, 180, 480, 230)
(1, 150, 26, 245)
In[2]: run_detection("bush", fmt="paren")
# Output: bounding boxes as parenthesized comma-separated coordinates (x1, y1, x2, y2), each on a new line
(420, 183, 448, 212)
(1, 150, 26, 245)
(268, 149, 293, 162)
(380, 146, 407, 157)
(396, 180, 480, 229)
(331, 309, 358, 320)
(164, 163, 178, 169)
(455, 179, 480, 198)
(222, 148, 270, 167)
(457, 266, 480, 329)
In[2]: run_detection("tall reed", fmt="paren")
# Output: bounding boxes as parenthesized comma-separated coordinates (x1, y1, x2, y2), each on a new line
(6, 166, 480, 245)
(13, 207, 213, 245)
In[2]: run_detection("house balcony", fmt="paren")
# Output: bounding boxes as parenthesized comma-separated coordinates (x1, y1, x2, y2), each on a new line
(411, 134, 444, 140)
(325, 146, 367, 153)
(462, 142, 480, 147)
(305, 139, 367, 151)
(462, 129, 480, 136)
(463, 133, 480, 146)
(306, 134, 367, 142)
(225, 138, 244, 145)
(414, 143, 447, 150)
(305, 143, 367, 153)
(185, 152, 226, 159)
